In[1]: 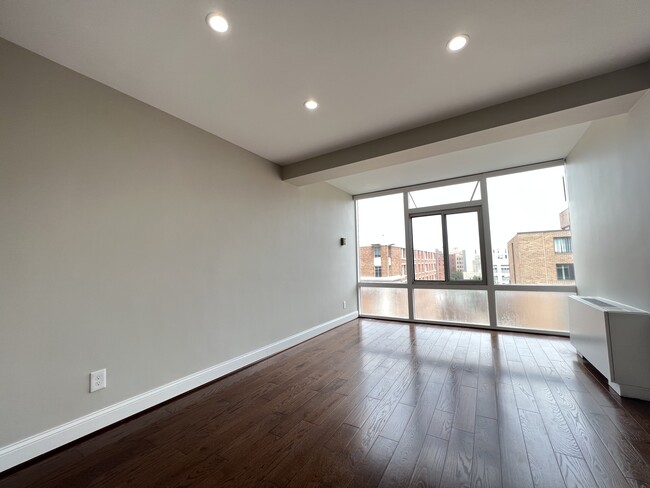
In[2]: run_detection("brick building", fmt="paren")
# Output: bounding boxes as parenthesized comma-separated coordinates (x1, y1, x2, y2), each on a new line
(507, 230, 574, 284)
(359, 244, 443, 282)
(449, 249, 466, 276)
(359, 244, 406, 282)
(413, 248, 444, 280)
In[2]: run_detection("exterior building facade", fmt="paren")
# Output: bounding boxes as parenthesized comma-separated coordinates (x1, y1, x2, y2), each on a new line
(413, 248, 444, 281)
(492, 248, 510, 284)
(507, 230, 574, 284)
(449, 249, 465, 276)
(359, 244, 406, 282)
(359, 244, 443, 282)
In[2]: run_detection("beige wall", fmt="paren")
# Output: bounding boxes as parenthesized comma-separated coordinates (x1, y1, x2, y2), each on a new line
(0, 38, 357, 447)
(566, 91, 650, 312)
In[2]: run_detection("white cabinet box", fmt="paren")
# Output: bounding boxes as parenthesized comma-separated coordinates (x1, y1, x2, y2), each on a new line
(569, 296, 650, 401)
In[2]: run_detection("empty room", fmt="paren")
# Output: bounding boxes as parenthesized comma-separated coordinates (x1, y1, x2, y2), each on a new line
(2, 1, 650, 487)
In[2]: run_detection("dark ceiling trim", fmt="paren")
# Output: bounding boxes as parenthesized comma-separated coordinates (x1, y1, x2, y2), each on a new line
(282, 61, 650, 183)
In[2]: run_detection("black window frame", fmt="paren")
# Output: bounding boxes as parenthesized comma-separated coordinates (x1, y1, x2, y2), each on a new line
(556, 263, 575, 280)
(409, 206, 487, 285)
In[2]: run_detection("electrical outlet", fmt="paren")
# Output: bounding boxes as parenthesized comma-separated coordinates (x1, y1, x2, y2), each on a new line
(343, 300, 347, 309)
(90, 369, 106, 393)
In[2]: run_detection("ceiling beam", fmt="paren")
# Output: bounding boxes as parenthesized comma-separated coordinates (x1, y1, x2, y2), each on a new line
(282, 61, 650, 186)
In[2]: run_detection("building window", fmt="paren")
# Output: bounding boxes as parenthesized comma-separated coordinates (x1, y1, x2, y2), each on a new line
(401, 264, 406, 275)
(374, 266, 382, 277)
(554, 236, 572, 253)
(556, 263, 575, 280)
(373, 245, 381, 258)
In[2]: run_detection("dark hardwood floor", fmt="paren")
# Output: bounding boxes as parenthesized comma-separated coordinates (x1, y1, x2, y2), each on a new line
(3, 318, 650, 487)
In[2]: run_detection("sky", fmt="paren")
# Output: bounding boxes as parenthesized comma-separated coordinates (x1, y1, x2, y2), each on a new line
(357, 166, 568, 253)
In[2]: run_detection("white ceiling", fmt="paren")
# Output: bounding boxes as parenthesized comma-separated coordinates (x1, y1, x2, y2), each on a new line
(1, 0, 650, 166)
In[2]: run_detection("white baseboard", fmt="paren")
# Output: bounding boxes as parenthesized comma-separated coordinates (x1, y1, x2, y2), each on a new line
(611, 382, 650, 401)
(0, 311, 358, 473)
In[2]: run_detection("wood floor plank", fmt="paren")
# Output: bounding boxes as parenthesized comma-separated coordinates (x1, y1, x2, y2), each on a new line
(263, 370, 402, 487)
(503, 335, 522, 363)
(408, 435, 448, 488)
(286, 443, 348, 488)
(496, 381, 535, 488)
(324, 423, 360, 452)
(344, 396, 381, 429)
(436, 343, 469, 413)
(520, 354, 582, 458)
(439, 428, 474, 488)
(427, 409, 454, 441)
(347, 436, 399, 488)
(380, 403, 415, 442)
(555, 453, 598, 488)
(588, 412, 650, 480)
(369, 359, 410, 400)
(203, 420, 314, 487)
(477, 336, 498, 420)
(471, 415, 502, 488)
(519, 408, 566, 488)
(493, 336, 512, 385)
(343, 364, 421, 476)
(547, 380, 630, 488)
(400, 366, 434, 407)
(508, 359, 539, 413)
(461, 334, 480, 388)
(453, 385, 477, 434)
(600, 404, 650, 468)
(378, 381, 442, 487)
(219, 411, 286, 459)
(627, 478, 650, 488)
(429, 332, 461, 385)
(552, 360, 589, 393)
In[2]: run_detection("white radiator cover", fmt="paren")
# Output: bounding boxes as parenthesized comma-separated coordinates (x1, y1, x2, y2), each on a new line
(569, 296, 650, 400)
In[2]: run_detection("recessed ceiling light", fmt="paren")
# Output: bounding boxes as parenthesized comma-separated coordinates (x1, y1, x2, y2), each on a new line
(206, 13, 229, 33)
(447, 34, 469, 52)
(304, 99, 319, 110)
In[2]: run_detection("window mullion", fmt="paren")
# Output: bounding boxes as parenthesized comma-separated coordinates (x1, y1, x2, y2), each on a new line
(441, 213, 450, 282)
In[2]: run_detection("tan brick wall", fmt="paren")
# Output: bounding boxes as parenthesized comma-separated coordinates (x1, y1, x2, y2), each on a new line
(508, 230, 574, 285)
(359, 245, 407, 280)
(359, 246, 375, 279)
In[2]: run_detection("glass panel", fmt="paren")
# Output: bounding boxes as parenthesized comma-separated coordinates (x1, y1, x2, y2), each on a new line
(446, 212, 483, 281)
(359, 287, 409, 319)
(413, 288, 489, 325)
(487, 166, 574, 285)
(357, 194, 406, 283)
(554, 236, 572, 253)
(556, 264, 575, 281)
(412, 215, 444, 281)
(408, 181, 481, 209)
(496, 290, 574, 332)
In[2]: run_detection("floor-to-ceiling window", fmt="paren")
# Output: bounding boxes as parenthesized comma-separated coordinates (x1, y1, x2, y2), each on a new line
(356, 161, 576, 333)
